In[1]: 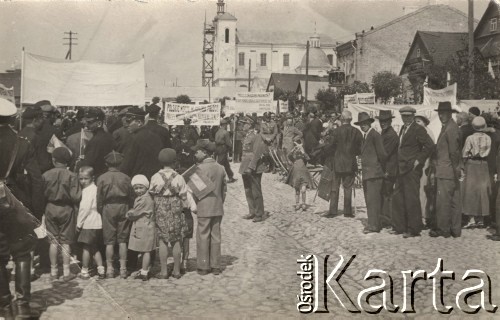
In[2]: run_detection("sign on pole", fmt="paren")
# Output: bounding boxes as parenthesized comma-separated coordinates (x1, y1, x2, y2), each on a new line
(164, 102, 221, 126)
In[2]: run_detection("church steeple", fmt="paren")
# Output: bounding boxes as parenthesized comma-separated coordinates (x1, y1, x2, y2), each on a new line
(217, 0, 225, 15)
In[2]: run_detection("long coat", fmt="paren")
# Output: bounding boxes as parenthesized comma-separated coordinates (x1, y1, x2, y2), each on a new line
(381, 126, 399, 178)
(81, 128, 115, 177)
(328, 124, 363, 174)
(239, 131, 268, 174)
(144, 120, 171, 149)
(194, 158, 227, 217)
(127, 193, 156, 252)
(360, 129, 387, 180)
(434, 119, 461, 180)
(397, 122, 434, 176)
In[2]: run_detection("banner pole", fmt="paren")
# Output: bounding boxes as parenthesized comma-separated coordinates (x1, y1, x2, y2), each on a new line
(19, 47, 25, 131)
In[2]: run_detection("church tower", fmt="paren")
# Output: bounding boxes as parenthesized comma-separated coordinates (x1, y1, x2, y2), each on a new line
(213, 0, 237, 87)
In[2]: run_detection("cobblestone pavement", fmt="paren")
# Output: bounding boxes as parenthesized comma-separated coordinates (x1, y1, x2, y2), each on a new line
(12, 164, 500, 319)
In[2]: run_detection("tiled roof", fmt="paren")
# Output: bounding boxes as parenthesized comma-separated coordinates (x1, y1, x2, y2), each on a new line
(267, 73, 329, 92)
(237, 29, 335, 46)
(418, 31, 468, 66)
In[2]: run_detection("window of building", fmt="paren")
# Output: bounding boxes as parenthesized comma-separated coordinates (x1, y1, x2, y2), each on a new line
(283, 54, 289, 67)
(327, 54, 333, 65)
(416, 48, 421, 58)
(225, 28, 230, 43)
(491, 18, 498, 32)
(239, 52, 245, 66)
(260, 53, 267, 67)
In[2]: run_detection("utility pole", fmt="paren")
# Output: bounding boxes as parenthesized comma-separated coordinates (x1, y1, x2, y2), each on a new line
(63, 31, 78, 60)
(248, 59, 252, 92)
(304, 40, 310, 111)
(468, 0, 474, 98)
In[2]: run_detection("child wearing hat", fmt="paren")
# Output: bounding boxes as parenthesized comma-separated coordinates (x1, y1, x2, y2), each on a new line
(76, 166, 105, 280)
(42, 147, 81, 281)
(96, 151, 134, 279)
(126, 175, 156, 281)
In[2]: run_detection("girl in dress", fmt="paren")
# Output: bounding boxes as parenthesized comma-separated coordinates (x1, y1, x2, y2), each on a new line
(127, 175, 156, 281)
(149, 148, 190, 279)
(286, 140, 314, 211)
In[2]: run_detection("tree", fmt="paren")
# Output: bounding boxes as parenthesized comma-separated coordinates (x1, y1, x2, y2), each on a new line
(272, 88, 298, 111)
(339, 81, 371, 96)
(175, 94, 191, 104)
(372, 71, 403, 104)
(315, 88, 341, 112)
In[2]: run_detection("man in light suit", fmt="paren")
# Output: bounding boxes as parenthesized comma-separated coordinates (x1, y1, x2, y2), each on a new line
(430, 101, 462, 238)
(392, 106, 434, 238)
(355, 112, 388, 233)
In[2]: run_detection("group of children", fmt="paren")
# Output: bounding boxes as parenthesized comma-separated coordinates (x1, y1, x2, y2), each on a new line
(42, 147, 196, 281)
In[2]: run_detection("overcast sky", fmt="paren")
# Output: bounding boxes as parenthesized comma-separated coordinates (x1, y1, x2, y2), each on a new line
(0, 0, 490, 87)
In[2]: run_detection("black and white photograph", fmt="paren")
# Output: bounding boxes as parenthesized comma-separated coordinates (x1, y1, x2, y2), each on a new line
(0, 0, 499, 318)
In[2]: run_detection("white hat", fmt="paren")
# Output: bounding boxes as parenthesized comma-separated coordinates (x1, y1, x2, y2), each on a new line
(0, 98, 17, 117)
(131, 174, 149, 188)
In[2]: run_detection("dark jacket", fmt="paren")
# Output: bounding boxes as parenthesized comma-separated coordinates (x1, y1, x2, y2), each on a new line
(433, 119, 461, 180)
(81, 128, 115, 177)
(239, 131, 268, 174)
(459, 123, 475, 149)
(360, 129, 387, 180)
(112, 126, 131, 153)
(35, 120, 59, 173)
(195, 158, 227, 217)
(397, 122, 434, 176)
(144, 120, 171, 148)
(329, 124, 363, 174)
(381, 126, 399, 177)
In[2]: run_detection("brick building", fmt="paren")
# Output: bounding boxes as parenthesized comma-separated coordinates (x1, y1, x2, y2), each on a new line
(336, 5, 472, 85)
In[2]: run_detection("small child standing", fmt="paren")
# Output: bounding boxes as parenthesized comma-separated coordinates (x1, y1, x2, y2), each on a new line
(96, 151, 134, 279)
(126, 175, 156, 281)
(42, 147, 81, 281)
(76, 166, 105, 280)
(286, 140, 314, 211)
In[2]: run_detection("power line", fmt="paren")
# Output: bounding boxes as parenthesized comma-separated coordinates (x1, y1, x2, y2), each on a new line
(63, 31, 78, 60)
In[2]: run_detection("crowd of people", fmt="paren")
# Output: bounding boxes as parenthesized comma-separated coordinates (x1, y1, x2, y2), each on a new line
(1, 95, 500, 319)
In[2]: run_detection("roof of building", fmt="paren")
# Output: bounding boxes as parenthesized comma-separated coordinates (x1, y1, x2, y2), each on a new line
(266, 73, 329, 92)
(237, 29, 336, 46)
(213, 12, 237, 21)
(297, 47, 332, 70)
(477, 37, 500, 59)
(474, 0, 500, 38)
(298, 80, 330, 101)
(418, 31, 468, 65)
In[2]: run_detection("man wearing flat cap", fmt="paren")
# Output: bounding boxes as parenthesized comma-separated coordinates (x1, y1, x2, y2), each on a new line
(392, 105, 434, 238)
(215, 119, 237, 183)
(322, 110, 363, 218)
(376, 110, 399, 227)
(79, 108, 115, 178)
(0, 98, 44, 318)
(429, 101, 462, 238)
(120, 107, 163, 180)
(33, 100, 60, 173)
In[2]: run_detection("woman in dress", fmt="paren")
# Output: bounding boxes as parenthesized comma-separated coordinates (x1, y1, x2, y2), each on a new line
(286, 139, 314, 211)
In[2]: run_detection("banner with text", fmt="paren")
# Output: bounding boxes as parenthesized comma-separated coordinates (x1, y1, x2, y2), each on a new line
(235, 92, 274, 114)
(423, 83, 457, 107)
(165, 103, 221, 126)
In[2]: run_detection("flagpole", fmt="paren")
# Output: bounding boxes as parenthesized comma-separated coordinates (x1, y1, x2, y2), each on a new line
(19, 47, 25, 131)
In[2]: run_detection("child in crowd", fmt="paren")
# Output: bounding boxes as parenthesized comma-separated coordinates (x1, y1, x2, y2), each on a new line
(286, 140, 314, 211)
(42, 147, 81, 281)
(96, 151, 134, 279)
(127, 175, 156, 281)
(76, 166, 105, 280)
(150, 148, 192, 279)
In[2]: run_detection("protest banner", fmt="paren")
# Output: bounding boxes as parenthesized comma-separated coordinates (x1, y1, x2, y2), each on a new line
(356, 92, 376, 104)
(165, 102, 221, 126)
(344, 94, 357, 106)
(423, 83, 457, 107)
(235, 92, 274, 114)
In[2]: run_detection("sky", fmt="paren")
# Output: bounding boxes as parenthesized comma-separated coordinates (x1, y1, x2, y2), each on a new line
(0, 0, 490, 87)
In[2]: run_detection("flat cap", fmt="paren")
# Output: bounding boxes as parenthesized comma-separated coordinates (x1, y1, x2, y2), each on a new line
(104, 151, 124, 166)
(158, 148, 177, 165)
(146, 104, 161, 116)
(191, 139, 216, 153)
(22, 106, 43, 119)
(52, 147, 72, 164)
(126, 106, 146, 120)
(0, 98, 17, 117)
(399, 106, 416, 115)
(83, 108, 105, 121)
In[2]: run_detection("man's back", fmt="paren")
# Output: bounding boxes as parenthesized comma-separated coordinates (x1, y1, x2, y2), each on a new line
(196, 158, 226, 217)
(331, 124, 363, 173)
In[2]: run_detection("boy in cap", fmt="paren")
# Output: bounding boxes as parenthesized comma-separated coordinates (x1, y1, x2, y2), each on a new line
(97, 151, 134, 278)
(42, 147, 81, 281)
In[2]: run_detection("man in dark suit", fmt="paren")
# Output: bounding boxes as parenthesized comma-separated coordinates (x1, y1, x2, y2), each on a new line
(144, 104, 171, 149)
(376, 110, 399, 228)
(215, 119, 236, 183)
(34, 101, 60, 173)
(430, 102, 461, 238)
(392, 106, 434, 238)
(355, 112, 387, 233)
(323, 110, 363, 218)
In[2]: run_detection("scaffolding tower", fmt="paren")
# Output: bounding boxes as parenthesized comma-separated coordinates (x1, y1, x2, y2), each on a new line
(202, 16, 215, 87)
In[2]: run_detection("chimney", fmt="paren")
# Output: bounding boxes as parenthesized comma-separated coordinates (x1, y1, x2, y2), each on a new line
(403, 5, 420, 15)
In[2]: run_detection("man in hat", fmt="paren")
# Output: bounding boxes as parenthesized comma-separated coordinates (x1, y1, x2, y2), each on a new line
(34, 100, 60, 173)
(239, 116, 268, 222)
(120, 107, 163, 180)
(191, 140, 226, 275)
(376, 110, 399, 228)
(429, 102, 461, 238)
(323, 110, 363, 218)
(392, 106, 434, 238)
(0, 98, 44, 318)
(19, 106, 44, 144)
(145, 104, 171, 148)
(215, 119, 237, 183)
(180, 118, 200, 149)
(79, 108, 115, 178)
(354, 112, 387, 233)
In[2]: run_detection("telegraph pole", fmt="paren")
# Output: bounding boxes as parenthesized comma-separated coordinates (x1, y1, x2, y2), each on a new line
(468, 0, 474, 98)
(63, 31, 78, 60)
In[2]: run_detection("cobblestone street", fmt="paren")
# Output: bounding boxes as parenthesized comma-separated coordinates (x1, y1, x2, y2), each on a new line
(15, 164, 500, 319)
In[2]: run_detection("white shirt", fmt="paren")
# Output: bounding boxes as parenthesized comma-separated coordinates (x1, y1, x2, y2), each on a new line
(77, 183, 102, 229)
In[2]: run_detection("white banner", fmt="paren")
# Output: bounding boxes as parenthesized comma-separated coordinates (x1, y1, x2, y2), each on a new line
(423, 83, 457, 107)
(344, 94, 357, 105)
(165, 103, 221, 126)
(22, 52, 145, 106)
(356, 92, 376, 104)
(235, 92, 274, 114)
(345, 104, 462, 142)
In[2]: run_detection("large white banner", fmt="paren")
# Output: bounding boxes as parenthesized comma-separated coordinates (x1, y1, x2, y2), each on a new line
(235, 92, 274, 114)
(165, 103, 221, 126)
(423, 83, 457, 107)
(22, 52, 145, 106)
(225, 98, 282, 115)
(346, 104, 462, 142)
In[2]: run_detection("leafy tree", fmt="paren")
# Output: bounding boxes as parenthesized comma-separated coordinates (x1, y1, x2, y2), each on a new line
(175, 94, 192, 104)
(339, 81, 371, 95)
(315, 88, 341, 112)
(372, 71, 403, 104)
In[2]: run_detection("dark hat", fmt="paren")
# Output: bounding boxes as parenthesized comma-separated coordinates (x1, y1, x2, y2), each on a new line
(118, 107, 132, 117)
(83, 108, 105, 121)
(104, 151, 124, 166)
(191, 139, 216, 153)
(375, 110, 395, 121)
(75, 108, 85, 119)
(34, 100, 54, 112)
(158, 148, 177, 165)
(469, 106, 480, 116)
(126, 106, 146, 120)
(414, 114, 430, 126)
(354, 112, 374, 126)
(146, 104, 161, 117)
(220, 118, 229, 125)
(435, 101, 458, 113)
(399, 106, 416, 115)
(52, 147, 71, 164)
(152, 96, 160, 103)
(22, 106, 42, 119)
